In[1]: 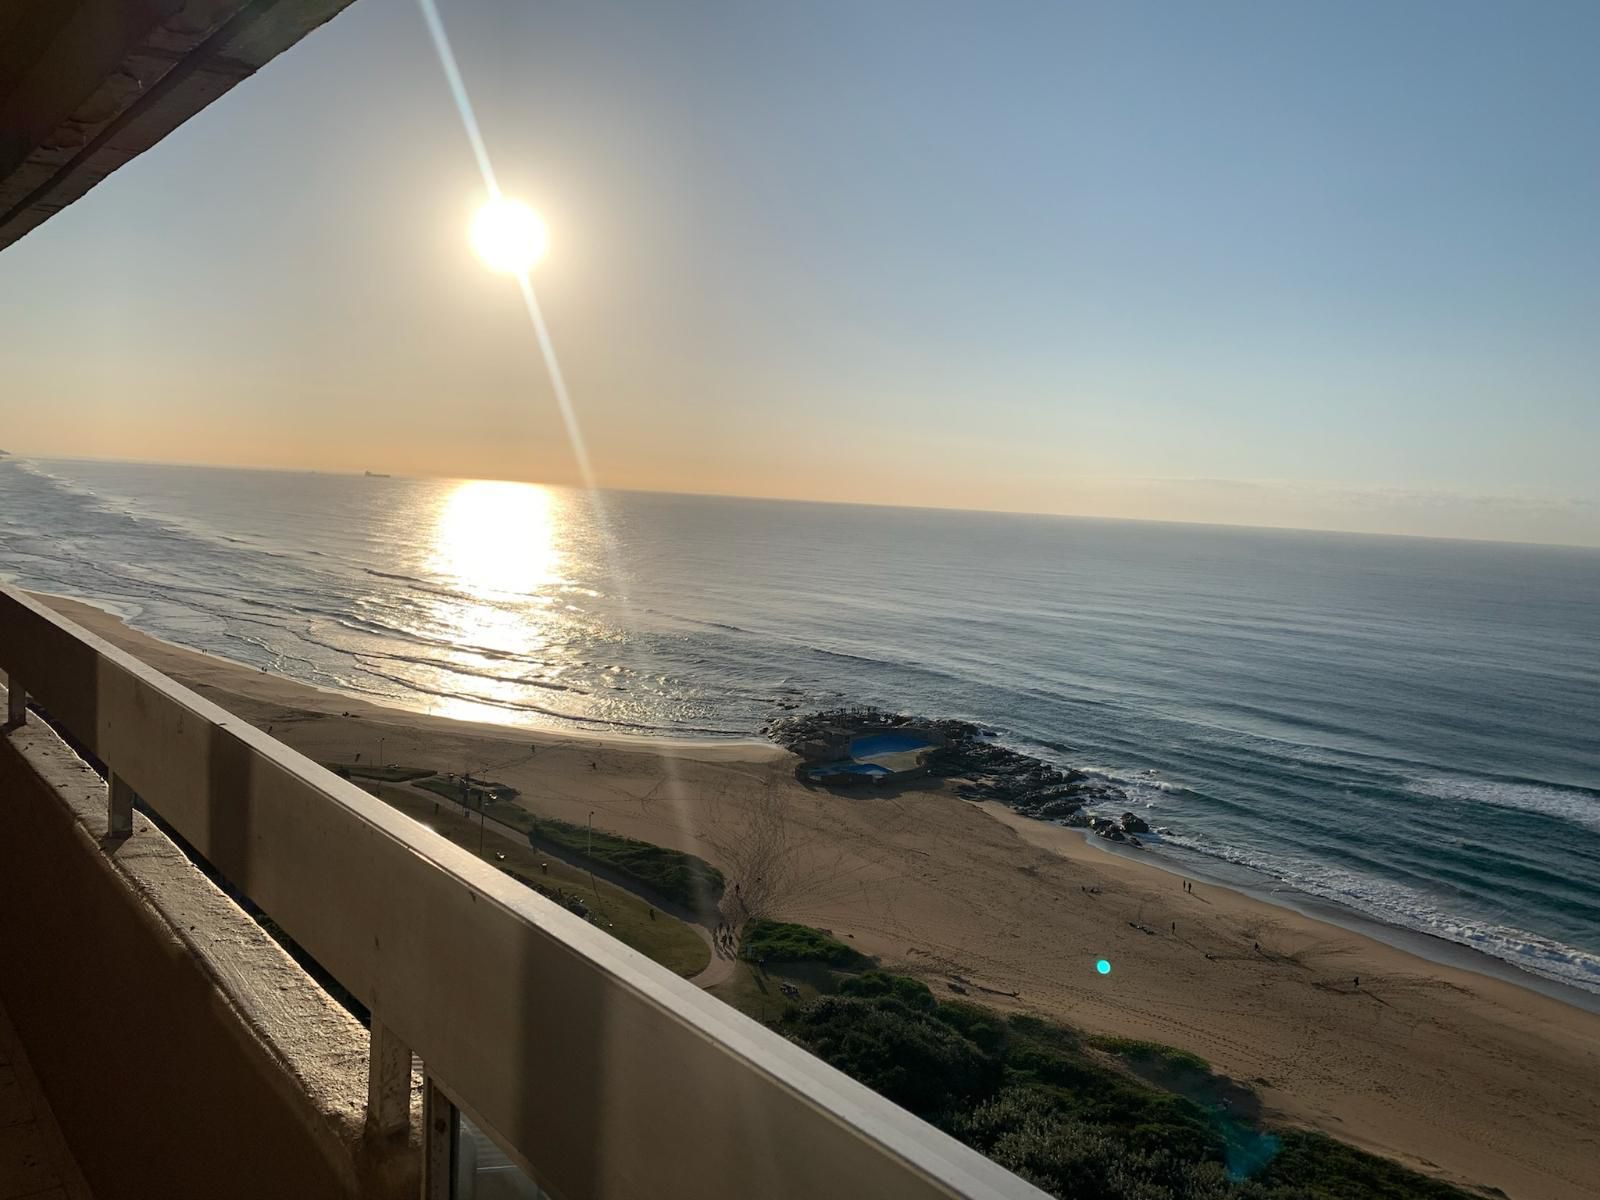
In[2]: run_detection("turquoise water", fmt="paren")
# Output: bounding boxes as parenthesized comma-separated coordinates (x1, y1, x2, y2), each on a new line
(1, 456, 1597, 995)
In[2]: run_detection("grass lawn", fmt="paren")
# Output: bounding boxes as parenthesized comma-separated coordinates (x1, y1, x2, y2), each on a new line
(706, 960, 837, 1024)
(325, 762, 436, 783)
(412, 775, 516, 807)
(368, 783, 710, 978)
(483, 799, 723, 911)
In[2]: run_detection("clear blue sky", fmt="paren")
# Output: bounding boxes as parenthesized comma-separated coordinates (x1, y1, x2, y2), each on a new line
(1, 0, 1596, 544)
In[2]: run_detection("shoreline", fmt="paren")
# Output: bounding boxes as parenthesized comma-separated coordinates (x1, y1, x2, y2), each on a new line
(27, 586, 1600, 1011)
(20, 588, 782, 760)
(1059, 816, 1600, 1015)
(17, 587, 1600, 1197)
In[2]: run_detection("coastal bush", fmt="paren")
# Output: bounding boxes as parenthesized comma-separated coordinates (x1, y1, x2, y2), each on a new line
(778, 994, 1002, 1118)
(1242, 1130, 1476, 1200)
(772, 972, 1477, 1200)
(524, 815, 724, 909)
(952, 1089, 1235, 1200)
(1091, 1038, 1211, 1076)
(838, 970, 936, 1008)
(742, 919, 867, 967)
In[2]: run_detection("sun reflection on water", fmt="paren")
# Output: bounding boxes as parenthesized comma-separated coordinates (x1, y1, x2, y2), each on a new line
(430, 479, 562, 598)
(419, 480, 570, 722)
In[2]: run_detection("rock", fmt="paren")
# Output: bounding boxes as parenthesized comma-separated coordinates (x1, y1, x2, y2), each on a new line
(768, 707, 1130, 820)
(1032, 797, 1082, 819)
(1063, 810, 1091, 828)
(1120, 811, 1150, 834)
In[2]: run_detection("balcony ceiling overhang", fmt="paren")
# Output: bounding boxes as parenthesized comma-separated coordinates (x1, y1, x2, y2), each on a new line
(0, 0, 357, 253)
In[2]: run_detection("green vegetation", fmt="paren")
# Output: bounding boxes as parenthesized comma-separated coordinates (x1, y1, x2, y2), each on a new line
(400, 784, 719, 910)
(706, 959, 832, 1023)
(1090, 1037, 1212, 1076)
(518, 813, 724, 910)
(413, 774, 517, 807)
(1248, 1131, 1477, 1200)
(499, 865, 708, 978)
(727, 947, 1475, 1200)
(365, 783, 709, 977)
(740, 919, 866, 966)
(324, 762, 435, 783)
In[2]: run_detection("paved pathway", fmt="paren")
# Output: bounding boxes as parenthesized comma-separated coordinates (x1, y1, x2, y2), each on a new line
(381, 777, 743, 989)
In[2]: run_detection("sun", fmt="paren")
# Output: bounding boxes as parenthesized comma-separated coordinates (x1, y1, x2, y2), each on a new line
(469, 196, 548, 273)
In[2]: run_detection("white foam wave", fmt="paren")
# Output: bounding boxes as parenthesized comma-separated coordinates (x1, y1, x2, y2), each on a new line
(1158, 831, 1600, 994)
(1405, 775, 1600, 834)
(1076, 763, 1190, 808)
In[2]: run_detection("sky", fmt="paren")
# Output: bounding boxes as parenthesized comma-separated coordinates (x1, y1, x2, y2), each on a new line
(0, 0, 1596, 546)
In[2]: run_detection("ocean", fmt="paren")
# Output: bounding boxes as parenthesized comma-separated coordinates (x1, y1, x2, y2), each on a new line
(3, 456, 1597, 996)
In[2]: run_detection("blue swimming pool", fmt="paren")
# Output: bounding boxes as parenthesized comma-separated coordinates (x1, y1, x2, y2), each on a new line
(849, 732, 934, 758)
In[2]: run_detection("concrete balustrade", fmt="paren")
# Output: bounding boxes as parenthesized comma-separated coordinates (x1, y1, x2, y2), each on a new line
(0, 586, 1041, 1200)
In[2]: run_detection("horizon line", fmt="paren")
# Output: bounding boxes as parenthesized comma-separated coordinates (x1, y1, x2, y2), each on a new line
(7, 448, 1598, 554)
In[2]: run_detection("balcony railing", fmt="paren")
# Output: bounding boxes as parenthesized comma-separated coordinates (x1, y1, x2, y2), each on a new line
(0, 585, 1042, 1199)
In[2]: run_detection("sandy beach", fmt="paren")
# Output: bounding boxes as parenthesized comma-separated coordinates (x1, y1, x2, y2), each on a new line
(33, 592, 1600, 1200)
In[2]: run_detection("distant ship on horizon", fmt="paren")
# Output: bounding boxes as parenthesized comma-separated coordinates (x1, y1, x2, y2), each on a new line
(364, 469, 390, 478)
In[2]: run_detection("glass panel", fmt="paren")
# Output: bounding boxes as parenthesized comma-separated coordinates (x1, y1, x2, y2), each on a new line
(455, 1112, 548, 1200)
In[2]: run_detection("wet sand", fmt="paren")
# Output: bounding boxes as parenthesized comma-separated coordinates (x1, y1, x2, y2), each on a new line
(31, 592, 1600, 1200)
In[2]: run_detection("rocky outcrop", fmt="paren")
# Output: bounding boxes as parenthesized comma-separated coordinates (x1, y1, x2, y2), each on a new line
(764, 708, 977, 757)
(764, 707, 1133, 827)
(1120, 812, 1150, 834)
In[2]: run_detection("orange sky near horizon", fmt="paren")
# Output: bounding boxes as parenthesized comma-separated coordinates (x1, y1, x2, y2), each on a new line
(2, 0, 1596, 550)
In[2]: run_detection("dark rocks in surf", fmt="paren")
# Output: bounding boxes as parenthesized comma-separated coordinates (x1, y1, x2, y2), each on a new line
(1088, 814, 1128, 843)
(1033, 796, 1083, 819)
(1120, 811, 1151, 835)
(764, 707, 1129, 817)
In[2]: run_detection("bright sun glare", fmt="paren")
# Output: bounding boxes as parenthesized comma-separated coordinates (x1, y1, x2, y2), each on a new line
(470, 196, 548, 273)
(431, 479, 560, 598)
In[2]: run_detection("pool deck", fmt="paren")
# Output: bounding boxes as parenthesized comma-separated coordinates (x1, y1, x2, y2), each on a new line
(805, 730, 939, 783)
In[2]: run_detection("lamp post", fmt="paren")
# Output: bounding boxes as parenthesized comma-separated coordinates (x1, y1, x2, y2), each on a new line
(586, 810, 601, 908)
(474, 761, 488, 855)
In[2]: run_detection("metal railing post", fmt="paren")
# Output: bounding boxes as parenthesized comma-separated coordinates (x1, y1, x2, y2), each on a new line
(108, 773, 136, 839)
(0, 585, 1050, 1200)
(422, 1074, 456, 1200)
(4, 678, 23, 727)
(366, 1017, 412, 1138)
